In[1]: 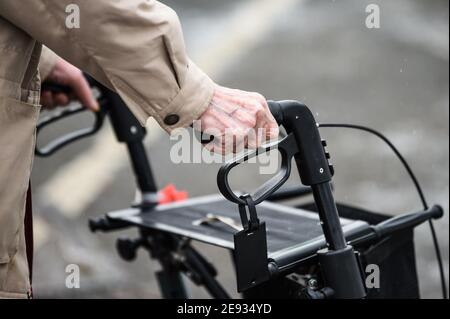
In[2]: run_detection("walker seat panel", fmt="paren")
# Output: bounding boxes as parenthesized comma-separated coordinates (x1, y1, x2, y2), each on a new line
(107, 195, 370, 258)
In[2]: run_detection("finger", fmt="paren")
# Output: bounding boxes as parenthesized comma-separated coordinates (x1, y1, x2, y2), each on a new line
(252, 92, 268, 106)
(233, 131, 247, 154)
(256, 120, 278, 144)
(40, 91, 54, 108)
(260, 110, 280, 140)
(203, 141, 216, 153)
(262, 107, 279, 136)
(223, 128, 248, 154)
(246, 127, 265, 149)
(53, 93, 70, 106)
(242, 99, 265, 118)
(207, 129, 247, 155)
(265, 121, 280, 140)
(204, 137, 226, 155)
(232, 108, 257, 127)
(254, 102, 279, 141)
(69, 74, 99, 112)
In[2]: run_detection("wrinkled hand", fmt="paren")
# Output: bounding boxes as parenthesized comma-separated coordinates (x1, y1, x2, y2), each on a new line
(41, 57, 99, 111)
(198, 85, 279, 154)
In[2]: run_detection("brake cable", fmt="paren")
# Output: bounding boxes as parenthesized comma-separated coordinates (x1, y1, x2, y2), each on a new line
(319, 123, 447, 299)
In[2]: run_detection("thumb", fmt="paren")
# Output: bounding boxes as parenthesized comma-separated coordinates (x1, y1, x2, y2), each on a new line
(70, 74, 99, 112)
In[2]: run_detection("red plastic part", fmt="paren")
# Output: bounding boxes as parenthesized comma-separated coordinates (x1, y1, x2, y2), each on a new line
(158, 184, 188, 204)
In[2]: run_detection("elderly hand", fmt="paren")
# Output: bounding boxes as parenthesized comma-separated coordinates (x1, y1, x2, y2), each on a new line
(197, 84, 279, 154)
(41, 57, 99, 112)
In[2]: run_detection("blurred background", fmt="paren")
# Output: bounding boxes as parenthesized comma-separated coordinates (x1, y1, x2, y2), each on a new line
(31, 0, 448, 298)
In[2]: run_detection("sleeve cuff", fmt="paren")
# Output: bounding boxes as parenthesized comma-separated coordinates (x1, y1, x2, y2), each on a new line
(38, 46, 59, 80)
(156, 60, 215, 134)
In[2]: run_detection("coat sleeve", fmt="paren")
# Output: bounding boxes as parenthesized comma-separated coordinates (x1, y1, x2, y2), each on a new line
(0, 0, 214, 131)
(38, 46, 59, 80)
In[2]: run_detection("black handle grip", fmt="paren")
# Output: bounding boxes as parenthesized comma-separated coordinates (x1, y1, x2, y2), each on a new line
(35, 78, 106, 157)
(218, 100, 333, 206)
(217, 101, 300, 205)
(267, 100, 284, 125)
(41, 82, 73, 95)
(372, 205, 444, 238)
(35, 104, 106, 157)
(217, 134, 299, 205)
(41, 73, 97, 95)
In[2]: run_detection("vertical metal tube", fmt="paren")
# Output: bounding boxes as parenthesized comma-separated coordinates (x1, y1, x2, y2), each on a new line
(185, 247, 231, 299)
(312, 182, 347, 250)
(101, 81, 159, 195)
(127, 141, 158, 193)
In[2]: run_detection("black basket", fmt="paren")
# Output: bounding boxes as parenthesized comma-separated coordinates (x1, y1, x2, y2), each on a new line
(243, 203, 420, 299)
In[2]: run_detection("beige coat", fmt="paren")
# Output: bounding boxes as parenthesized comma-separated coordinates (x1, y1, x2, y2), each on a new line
(0, 0, 214, 298)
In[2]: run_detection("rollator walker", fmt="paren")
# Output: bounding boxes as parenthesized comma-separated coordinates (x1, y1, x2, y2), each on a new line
(36, 76, 445, 299)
